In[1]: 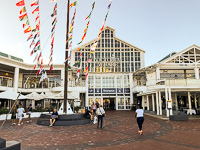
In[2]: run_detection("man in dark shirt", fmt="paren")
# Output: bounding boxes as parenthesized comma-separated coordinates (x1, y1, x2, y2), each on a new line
(95, 101, 99, 109)
(49, 108, 58, 127)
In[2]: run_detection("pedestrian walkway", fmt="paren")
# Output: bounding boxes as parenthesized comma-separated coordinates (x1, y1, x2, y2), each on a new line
(0, 111, 200, 150)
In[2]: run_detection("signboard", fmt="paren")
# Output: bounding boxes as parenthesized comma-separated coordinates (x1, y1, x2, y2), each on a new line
(88, 88, 94, 93)
(117, 88, 123, 93)
(102, 88, 116, 93)
(95, 88, 101, 93)
(167, 100, 172, 110)
(124, 88, 130, 93)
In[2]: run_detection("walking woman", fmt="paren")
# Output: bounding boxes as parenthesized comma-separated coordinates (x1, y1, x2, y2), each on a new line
(96, 105, 105, 128)
(135, 105, 144, 135)
(27, 104, 32, 123)
(11, 105, 17, 125)
(92, 102, 97, 115)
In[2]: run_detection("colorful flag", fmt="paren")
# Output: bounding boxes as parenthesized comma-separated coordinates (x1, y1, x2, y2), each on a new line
(33, 53, 38, 62)
(52, 17, 57, 25)
(73, 61, 80, 66)
(19, 13, 28, 21)
(84, 66, 89, 72)
(30, 39, 35, 48)
(33, 64, 37, 70)
(86, 58, 92, 65)
(20, 6, 26, 14)
(27, 33, 33, 41)
(32, 28, 38, 32)
(69, 1, 77, 7)
(23, 19, 30, 28)
(35, 13, 39, 22)
(16, 0, 25, 6)
(31, 0, 39, 7)
(50, 0, 57, 2)
(91, 43, 97, 51)
(35, 39, 40, 47)
(24, 26, 31, 34)
(36, 20, 40, 30)
(32, 6, 39, 14)
(66, 35, 72, 43)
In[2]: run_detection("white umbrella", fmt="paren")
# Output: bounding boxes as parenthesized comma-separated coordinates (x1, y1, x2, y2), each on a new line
(0, 89, 27, 100)
(47, 91, 75, 100)
(26, 92, 43, 101)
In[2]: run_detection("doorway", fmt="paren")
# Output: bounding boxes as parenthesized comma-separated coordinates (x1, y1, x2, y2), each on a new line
(103, 98, 115, 110)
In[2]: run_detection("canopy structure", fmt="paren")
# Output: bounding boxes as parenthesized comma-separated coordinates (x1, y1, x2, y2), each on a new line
(44, 91, 55, 97)
(47, 91, 76, 100)
(26, 92, 44, 101)
(0, 89, 27, 100)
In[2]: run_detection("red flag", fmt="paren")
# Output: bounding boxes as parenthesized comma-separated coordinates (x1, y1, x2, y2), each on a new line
(85, 71, 89, 80)
(16, 0, 25, 6)
(32, 6, 39, 14)
(31, 0, 39, 7)
(49, 64, 53, 74)
(33, 65, 37, 70)
(27, 33, 33, 41)
(35, 13, 39, 22)
(41, 58, 43, 65)
(36, 21, 40, 30)
(84, 66, 89, 72)
(19, 13, 27, 21)
(30, 50, 34, 56)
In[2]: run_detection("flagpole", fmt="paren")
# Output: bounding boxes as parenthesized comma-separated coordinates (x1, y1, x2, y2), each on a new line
(64, 0, 70, 114)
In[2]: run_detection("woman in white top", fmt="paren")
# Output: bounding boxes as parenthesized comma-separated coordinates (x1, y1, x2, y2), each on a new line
(96, 105, 105, 128)
(17, 104, 25, 126)
(135, 105, 144, 135)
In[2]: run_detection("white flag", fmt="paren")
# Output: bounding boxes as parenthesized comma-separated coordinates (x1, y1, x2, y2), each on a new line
(39, 72, 48, 83)
(90, 43, 97, 51)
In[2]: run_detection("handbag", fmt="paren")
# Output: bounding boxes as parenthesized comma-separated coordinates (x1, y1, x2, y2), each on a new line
(100, 109, 105, 117)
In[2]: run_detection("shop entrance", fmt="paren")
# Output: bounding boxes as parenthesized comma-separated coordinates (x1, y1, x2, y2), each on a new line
(103, 98, 115, 110)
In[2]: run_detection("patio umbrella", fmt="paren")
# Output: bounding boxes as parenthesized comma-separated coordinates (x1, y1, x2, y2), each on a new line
(0, 89, 27, 100)
(26, 92, 43, 100)
(47, 91, 76, 100)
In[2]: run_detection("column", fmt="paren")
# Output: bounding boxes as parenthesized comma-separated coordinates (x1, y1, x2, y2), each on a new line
(175, 93, 178, 110)
(147, 95, 149, 111)
(194, 68, 199, 79)
(165, 88, 169, 117)
(188, 91, 192, 115)
(156, 67, 160, 81)
(14, 67, 19, 92)
(152, 94, 155, 112)
(168, 88, 173, 115)
(86, 76, 89, 107)
(194, 94, 197, 109)
(32, 100, 35, 109)
(129, 73, 133, 105)
(156, 91, 159, 115)
(61, 68, 64, 87)
(159, 91, 162, 115)
(142, 96, 145, 110)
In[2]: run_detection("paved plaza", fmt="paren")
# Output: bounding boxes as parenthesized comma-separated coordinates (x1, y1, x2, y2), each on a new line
(0, 111, 200, 150)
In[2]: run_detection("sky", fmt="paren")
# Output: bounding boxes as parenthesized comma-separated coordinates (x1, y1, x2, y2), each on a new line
(1, 0, 200, 67)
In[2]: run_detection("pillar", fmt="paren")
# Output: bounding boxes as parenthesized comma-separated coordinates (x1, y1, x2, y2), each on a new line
(61, 68, 64, 87)
(147, 95, 149, 110)
(142, 96, 145, 110)
(14, 67, 19, 92)
(159, 91, 162, 115)
(165, 88, 169, 117)
(156, 91, 159, 115)
(86, 76, 89, 107)
(195, 68, 199, 79)
(194, 94, 197, 109)
(156, 67, 160, 81)
(175, 93, 178, 110)
(168, 88, 173, 115)
(32, 100, 35, 109)
(152, 93, 155, 111)
(129, 73, 133, 105)
(188, 91, 192, 115)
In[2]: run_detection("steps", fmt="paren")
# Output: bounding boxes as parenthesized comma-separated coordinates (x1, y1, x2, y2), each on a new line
(0, 138, 20, 150)
(37, 113, 90, 126)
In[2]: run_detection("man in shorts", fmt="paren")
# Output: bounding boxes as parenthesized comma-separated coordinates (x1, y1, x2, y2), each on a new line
(17, 104, 25, 126)
(49, 108, 58, 127)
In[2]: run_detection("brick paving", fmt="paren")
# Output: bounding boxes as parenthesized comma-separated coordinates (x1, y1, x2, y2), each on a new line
(0, 111, 200, 150)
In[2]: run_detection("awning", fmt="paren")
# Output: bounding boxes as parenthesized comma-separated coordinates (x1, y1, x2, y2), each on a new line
(0, 89, 27, 100)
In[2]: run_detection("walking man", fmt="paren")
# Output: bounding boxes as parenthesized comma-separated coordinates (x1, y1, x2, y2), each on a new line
(135, 105, 144, 135)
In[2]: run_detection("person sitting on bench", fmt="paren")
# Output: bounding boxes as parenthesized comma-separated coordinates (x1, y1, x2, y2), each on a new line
(49, 108, 58, 127)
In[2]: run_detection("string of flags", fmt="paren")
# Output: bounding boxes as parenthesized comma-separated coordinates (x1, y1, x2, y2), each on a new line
(84, 0, 112, 80)
(49, 2, 57, 74)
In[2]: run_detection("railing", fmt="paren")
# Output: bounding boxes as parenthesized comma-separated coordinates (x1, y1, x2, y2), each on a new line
(0, 77, 13, 87)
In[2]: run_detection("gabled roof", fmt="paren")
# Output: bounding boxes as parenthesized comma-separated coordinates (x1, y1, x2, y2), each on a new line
(159, 44, 200, 64)
(71, 26, 145, 53)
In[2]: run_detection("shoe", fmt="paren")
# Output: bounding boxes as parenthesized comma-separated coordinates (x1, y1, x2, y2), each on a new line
(13, 123, 16, 125)
(18, 124, 20, 126)
(27, 121, 29, 123)
(21, 122, 23, 125)
(49, 125, 52, 127)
